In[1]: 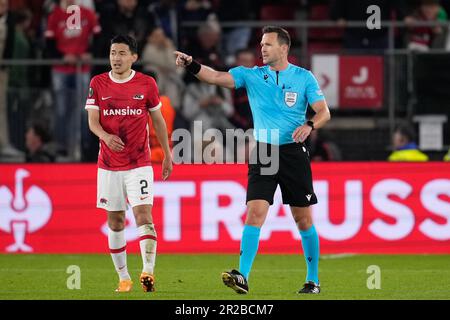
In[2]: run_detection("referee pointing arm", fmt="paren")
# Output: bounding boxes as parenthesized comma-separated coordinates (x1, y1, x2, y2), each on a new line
(175, 26, 330, 294)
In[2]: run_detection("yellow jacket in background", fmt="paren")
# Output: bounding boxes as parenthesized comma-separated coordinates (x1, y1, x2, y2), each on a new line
(444, 149, 450, 161)
(388, 149, 429, 162)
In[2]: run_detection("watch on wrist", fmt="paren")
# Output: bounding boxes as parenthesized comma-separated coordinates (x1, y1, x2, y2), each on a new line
(306, 120, 315, 130)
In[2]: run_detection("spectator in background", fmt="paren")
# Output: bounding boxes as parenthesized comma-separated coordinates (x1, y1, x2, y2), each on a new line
(217, 0, 253, 62)
(8, 9, 33, 152)
(229, 48, 255, 131)
(182, 0, 213, 20)
(182, 78, 234, 134)
(25, 122, 55, 163)
(8, 0, 45, 39)
(0, 0, 23, 158)
(45, 0, 101, 160)
(148, 95, 176, 163)
(444, 148, 450, 161)
(330, 0, 409, 49)
(307, 130, 342, 161)
(96, 0, 157, 59)
(182, 77, 235, 163)
(406, 0, 448, 51)
(178, 0, 217, 48)
(147, 0, 181, 47)
(228, 48, 256, 162)
(76, 0, 95, 10)
(142, 27, 184, 110)
(388, 124, 429, 161)
(184, 18, 225, 84)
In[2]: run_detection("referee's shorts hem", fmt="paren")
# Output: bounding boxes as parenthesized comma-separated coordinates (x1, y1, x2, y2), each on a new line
(246, 196, 274, 206)
(283, 199, 318, 207)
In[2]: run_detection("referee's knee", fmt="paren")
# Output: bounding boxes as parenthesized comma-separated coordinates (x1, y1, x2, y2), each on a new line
(245, 208, 268, 227)
(294, 215, 312, 230)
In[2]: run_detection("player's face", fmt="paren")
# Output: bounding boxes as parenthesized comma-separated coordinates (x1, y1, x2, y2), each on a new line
(260, 33, 287, 66)
(109, 43, 138, 75)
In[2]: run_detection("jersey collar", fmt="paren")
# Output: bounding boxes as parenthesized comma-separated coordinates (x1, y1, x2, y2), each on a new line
(267, 63, 292, 73)
(109, 69, 136, 83)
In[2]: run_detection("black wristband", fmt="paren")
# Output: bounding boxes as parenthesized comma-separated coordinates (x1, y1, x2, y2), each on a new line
(186, 59, 201, 75)
(306, 120, 315, 130)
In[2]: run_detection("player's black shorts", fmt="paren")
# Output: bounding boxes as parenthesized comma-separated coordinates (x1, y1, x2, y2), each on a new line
(246, 142, 318, 207)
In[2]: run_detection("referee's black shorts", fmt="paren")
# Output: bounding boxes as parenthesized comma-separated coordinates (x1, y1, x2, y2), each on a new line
(246, 141, 318, 207)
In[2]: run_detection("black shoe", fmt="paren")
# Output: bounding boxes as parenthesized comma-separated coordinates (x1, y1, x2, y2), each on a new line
(221, 269, 249, 294)
(298, 281, 320, 294)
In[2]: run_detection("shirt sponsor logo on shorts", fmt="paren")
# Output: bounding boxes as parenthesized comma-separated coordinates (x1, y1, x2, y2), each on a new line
(99, 198, 108, 205)
(306, 194, 312, 201)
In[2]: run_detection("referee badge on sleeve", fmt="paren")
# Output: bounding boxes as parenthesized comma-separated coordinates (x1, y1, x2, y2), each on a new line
(284, 91, 297, 107)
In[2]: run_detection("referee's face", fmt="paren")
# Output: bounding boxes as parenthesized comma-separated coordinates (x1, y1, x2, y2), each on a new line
(260, 33, 286, 66)
(109, 43, 138, 75)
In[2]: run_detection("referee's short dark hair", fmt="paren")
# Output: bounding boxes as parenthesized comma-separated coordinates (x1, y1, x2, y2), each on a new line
(111, 34, 138, 54)
(262, 26, 291, 49)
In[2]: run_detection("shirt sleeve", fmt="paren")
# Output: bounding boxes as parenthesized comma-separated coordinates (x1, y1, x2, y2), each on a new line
(305, 71, 326, 105)
(147, 77, 162, 112)
(228, 66, 250, 89)
(85, 78, 99, 111)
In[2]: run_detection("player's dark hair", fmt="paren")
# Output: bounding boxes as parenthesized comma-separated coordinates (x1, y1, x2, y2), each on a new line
(111, 35, 138, 54)
(262, 26, 291, 49)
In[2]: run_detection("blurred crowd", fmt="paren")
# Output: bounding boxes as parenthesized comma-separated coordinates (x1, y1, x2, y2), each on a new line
(0, 0, 449, 163)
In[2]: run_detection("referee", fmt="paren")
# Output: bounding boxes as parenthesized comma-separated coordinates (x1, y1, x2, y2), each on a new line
(175, 26, 330, 294)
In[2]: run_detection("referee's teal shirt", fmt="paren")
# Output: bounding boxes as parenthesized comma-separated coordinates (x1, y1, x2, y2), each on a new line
(229, 63, 326, 145)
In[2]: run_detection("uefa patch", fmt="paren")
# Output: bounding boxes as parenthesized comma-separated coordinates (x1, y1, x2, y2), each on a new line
(133, 94, 144, 100)
(88, 87, 93, 98)
(284, 91, 297, 107)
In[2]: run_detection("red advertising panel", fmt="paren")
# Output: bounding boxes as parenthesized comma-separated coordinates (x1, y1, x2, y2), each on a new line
(0, 163, 449, 254)
(339, 56, 384, 109)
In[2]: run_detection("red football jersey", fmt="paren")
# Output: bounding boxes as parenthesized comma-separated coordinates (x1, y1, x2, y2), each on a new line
(44, 5, 101, 73)
(85, 70, 162, 171)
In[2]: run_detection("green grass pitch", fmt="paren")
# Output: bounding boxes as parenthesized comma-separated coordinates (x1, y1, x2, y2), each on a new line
(0, 254, 449, 300)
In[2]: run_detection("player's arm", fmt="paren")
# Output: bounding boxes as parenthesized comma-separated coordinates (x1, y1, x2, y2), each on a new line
(149, 108, 173, 180)
(87, 109, 125, 152)
(174, 51, 235, 89)
(292, 100, 331, 143)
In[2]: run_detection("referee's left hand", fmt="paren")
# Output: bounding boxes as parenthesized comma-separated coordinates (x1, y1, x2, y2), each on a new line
(292, 125, 312, 143)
